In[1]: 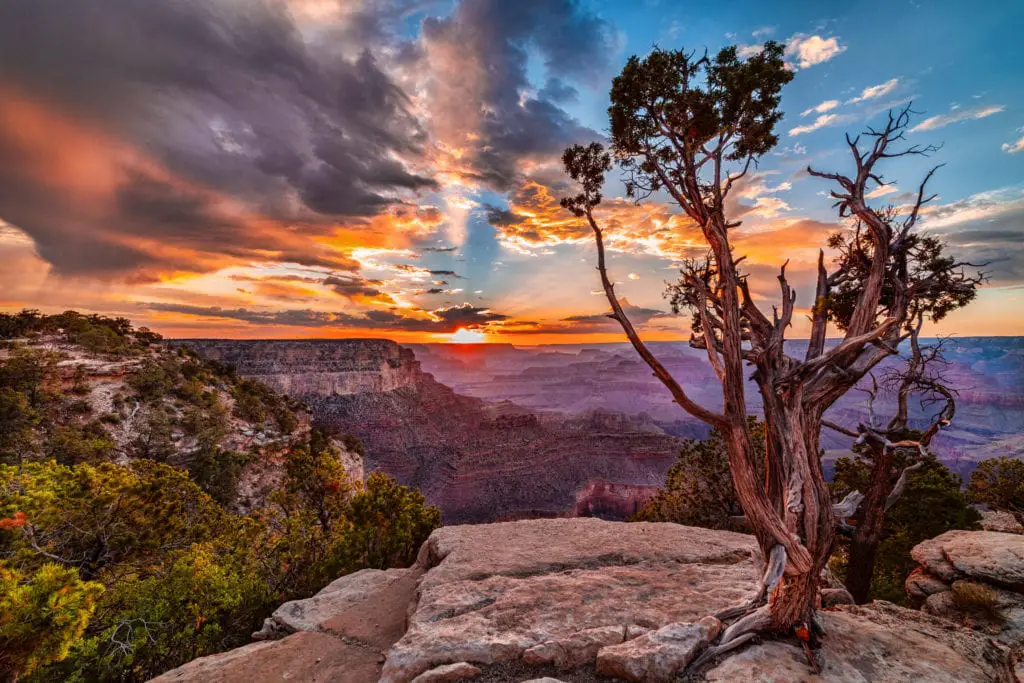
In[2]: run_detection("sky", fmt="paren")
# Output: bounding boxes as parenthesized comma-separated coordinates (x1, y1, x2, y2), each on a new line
(0, 0, 1021, 344)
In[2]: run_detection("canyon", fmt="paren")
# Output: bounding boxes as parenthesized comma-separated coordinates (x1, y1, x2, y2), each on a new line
(183, 339, 681, 523)
(183, 336, 1024, 522)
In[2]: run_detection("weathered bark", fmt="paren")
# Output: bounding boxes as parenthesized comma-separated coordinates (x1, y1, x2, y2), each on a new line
(843, 442, 895, 603)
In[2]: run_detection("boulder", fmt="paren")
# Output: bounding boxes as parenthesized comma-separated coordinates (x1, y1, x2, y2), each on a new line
(410, 662, 482, 683)
(979, 510, 1024, 535)
(253, 567, 417, 648)
(911, 531, 1024, 590)
(820, 587, 855, 608)
(905, 567, 952, 603)
(595, 616, 721, 682)
(380, 518, 761, 682)
(703, 602, 1013, 682)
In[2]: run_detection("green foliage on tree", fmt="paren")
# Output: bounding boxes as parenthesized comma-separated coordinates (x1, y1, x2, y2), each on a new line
(345, 471, 440, 570)
(632, 420, 764, 530)
(830, 454, 981, 603)
(966, 457, 1024, 514)
(0, 563, 103, 682)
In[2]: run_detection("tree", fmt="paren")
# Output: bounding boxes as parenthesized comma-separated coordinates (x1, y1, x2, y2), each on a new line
(966, 457, 1024, 514)
(824, 336, 980, 603)
(0, 564, 103, 683)
(634, 421, 765, 530)
(562, 43, 976, 667)
(831, 455, 980, 603)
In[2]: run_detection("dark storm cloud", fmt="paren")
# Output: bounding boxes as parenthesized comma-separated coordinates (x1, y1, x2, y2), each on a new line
(322, 274, 395, 303)
(0, 0, 435, 277)
(145, 300, 507, 333)
(562, 300, 671, 330)
(418, 0, 616, 189)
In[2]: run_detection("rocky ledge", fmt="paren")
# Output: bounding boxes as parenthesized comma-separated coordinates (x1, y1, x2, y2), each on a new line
(153, 519, 1013, 683)
(908, 529, 1024, 676)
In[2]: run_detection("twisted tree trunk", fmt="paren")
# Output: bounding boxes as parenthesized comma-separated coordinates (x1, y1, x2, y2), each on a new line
(843, 441, 895, 603)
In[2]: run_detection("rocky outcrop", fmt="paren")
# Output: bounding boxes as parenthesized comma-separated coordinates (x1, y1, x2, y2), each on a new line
(980, 509, 1024, 534)
(907, 530, 1024, 664)
(381, 519, 760, 682)
(154, 519, 1013, 683)
(179, 339, 423, 397)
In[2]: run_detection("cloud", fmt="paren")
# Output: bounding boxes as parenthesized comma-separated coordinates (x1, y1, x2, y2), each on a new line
(322, 274, 397, 305)
(144, 300, 509, 334)
(919, 188, 1024, 285)
(866, 183, 899, 199)
(847, 78, 900, 104)
(910, 105, 1005, 132)
(411, 0, 615, 190)
(801, 100, 840, 117)
(789, 113, 855, 136)
(1002, 136, 1024, 154)
(752, 26, 776, 38)
(0, 0, 440, 280)
(786, 34, 846, 69)
(560, 298, 670, 332)
(627, 272, 640, 280)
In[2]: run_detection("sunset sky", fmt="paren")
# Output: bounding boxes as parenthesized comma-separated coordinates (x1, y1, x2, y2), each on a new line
(0, 0, 1021, 343)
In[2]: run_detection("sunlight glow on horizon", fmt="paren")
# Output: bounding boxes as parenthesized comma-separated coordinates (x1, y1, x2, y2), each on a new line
(448, 327, 487, 343)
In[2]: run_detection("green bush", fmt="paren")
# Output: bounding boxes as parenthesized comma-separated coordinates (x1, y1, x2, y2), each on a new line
(0, 564, 103, 682)
(632, 420, 764, 530)
(967, 457, 1024, 514)
(831, 456, 981, 603)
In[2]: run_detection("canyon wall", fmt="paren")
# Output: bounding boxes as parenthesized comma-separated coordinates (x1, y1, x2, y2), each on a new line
(181, 339, 683, 523)
(182, 339, 422, 396)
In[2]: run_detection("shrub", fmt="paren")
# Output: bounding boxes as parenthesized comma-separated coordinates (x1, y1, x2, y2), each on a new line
(952, 580, 1004, 623)
(44, 425, 114, 466)
(0, 563, 103, 681)
(632, 420, 763, 529)
(967, 457, 1024, 514)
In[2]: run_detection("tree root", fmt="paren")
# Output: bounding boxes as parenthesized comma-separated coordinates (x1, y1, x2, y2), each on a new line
(681, 545, 824, 678)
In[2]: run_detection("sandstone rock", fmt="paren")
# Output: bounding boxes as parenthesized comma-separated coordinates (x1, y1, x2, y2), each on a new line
(820, 587, 855, 608)
(595, 616, 720, 682)
(381, 519, 760, 682)
(980, 510, 1024, 535)
(149, 631, 382, 683)
(912, 531, 1024, 589)
(906, 567, 952, 603)
(522, 625, 630, 669)
(409, 662, 482, 683)
(703, 602, 1013, 682)
(253, 567, 416, 648)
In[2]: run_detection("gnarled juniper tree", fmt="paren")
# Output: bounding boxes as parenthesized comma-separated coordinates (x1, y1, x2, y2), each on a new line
(821, 223, 983, 602)
(562, 43, 980, 668)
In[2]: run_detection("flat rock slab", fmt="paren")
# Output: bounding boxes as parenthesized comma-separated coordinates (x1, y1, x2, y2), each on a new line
(912, 531, 1024, 589)
(382, 518, 760, 682)
(254, 566, 418, 648)
(703, 602, 1013, 683)
(149, 631, 383, 683)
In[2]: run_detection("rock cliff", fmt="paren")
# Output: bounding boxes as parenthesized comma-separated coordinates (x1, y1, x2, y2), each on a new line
(153, 519, 1013, 683)
(180, 339, 423, 396)
(181, 340, 685, 523)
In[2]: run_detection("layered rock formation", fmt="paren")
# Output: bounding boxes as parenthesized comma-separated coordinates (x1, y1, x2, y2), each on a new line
(154, 519, 1013, 683)
(181, 339, 423, 396)
(182, 340, 684, 523)
(907, 529, 1024, 674)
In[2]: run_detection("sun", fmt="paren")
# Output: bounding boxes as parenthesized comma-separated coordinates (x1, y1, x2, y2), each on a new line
(448, 327, 486, 344)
